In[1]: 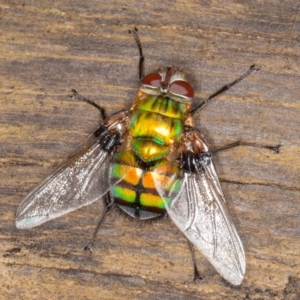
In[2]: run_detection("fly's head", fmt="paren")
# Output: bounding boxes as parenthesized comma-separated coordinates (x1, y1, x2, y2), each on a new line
(140, 67, 194, 103)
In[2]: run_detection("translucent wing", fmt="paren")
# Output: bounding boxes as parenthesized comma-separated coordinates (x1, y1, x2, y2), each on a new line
(16, 111, 129, 229)
(154, 128, 245, 285)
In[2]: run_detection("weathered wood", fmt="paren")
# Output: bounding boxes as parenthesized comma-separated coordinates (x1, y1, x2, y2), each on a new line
(0, 1, 299, 299)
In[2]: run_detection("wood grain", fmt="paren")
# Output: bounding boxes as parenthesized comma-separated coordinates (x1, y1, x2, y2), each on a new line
(1, 1, 299, 299)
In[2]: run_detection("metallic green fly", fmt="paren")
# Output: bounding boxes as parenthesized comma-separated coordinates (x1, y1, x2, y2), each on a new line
(16, 28, 280, 285)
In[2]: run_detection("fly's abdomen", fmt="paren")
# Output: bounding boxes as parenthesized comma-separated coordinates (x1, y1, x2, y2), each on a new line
(129, 94, 189, 162)
(110, 151, 181, 219)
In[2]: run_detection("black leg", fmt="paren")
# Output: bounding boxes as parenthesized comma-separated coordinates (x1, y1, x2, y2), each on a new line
(129, 27, 145, 81)
(84, 193, 115, 252)
(187, 240, 203, 282)
(190, 65, 259, 116)
(212, 141, 281, 154)
(69, 89, 107, 121)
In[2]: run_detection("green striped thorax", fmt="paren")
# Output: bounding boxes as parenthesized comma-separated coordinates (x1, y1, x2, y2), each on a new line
(129, 67, 194, 162)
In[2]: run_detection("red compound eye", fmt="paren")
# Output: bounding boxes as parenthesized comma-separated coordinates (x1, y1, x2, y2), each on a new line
(142, 73, 162, 88)
(169, 81, 194, 98)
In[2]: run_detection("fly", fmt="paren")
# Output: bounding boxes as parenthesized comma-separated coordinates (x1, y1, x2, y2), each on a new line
(16, 28, 280, 285)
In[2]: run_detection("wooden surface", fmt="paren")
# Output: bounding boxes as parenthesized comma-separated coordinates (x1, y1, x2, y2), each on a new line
(1, 1, 300, 299)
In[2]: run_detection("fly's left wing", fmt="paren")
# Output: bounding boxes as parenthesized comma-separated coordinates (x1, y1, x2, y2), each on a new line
(16, 111, 129, 229)
(154, 128, 245, 285)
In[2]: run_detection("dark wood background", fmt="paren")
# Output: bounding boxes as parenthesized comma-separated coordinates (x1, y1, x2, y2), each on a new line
(1, 1, 299, 299)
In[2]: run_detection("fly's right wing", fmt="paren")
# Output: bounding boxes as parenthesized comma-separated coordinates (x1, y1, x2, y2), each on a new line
(16, 110, 129, 229)
(154, 128, 245, 285)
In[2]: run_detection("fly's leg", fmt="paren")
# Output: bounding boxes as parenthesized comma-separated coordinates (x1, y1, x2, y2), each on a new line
(69, 89, 107, 121)
(212, 141, 281, 154)
(187, 240, 203, 282)
(190, 65, 259, 116)
(129, 27, 145, 81)
(84, 193, 115, 252)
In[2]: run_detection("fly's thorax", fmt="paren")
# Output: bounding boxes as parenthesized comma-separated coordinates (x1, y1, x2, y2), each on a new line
(129, 93, 190, 162)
